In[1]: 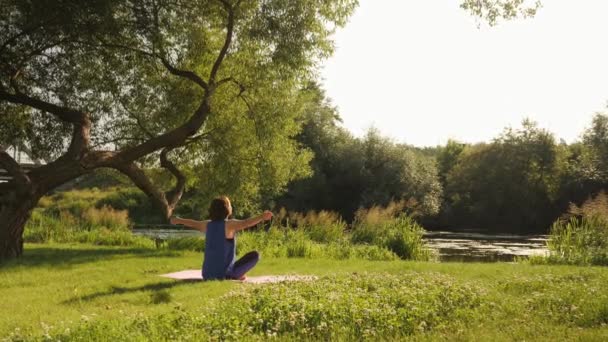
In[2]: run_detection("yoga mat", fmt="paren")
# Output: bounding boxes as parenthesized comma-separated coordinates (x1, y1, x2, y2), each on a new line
(159, 270, 316, 284)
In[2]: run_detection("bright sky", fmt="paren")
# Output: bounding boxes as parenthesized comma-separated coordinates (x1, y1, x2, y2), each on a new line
(320, 0, 608, 147)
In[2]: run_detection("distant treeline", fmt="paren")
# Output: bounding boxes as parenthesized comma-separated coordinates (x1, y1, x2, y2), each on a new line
(66, 86, 608, 234)
(275, 88, 608, 234)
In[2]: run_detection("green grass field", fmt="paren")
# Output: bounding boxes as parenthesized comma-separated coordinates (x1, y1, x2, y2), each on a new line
(1, 243, 608, 341)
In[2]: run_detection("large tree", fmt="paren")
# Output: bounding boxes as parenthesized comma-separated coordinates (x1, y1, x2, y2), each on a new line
(0, 0, 357, 259)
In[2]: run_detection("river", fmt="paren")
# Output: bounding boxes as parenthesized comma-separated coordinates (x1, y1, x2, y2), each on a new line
(423, 231, 549, 262)
(132, 227, 549, 262)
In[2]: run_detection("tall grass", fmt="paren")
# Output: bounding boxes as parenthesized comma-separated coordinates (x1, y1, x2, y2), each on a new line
(286, 210, 346, 243)
(351, 203, 434, 261)
(546, 216, 608, 265)
(30, 189, 432, 261)
(82, 206, 130, 231)
(24, 207, 151, 248)
(165, 228, 398, 261)
(531, 192, 608, 266)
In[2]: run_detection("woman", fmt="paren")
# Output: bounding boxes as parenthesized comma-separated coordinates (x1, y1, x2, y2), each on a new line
(170, 196, 272, 281)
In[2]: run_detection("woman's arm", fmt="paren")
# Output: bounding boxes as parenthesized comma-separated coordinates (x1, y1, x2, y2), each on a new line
(226, 210, 273, 232)
(170, 216, 209, 233)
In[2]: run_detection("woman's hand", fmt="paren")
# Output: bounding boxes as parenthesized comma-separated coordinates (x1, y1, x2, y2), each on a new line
(262, 210, 273, 221)
(170, 216, 181, 225)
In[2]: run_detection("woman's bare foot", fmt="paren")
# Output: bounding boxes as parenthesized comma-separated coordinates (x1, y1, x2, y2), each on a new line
(239, 275, 247, 281)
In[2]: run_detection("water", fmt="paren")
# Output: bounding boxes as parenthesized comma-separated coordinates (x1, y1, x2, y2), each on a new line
(423, 231, 549, 262)
(132, 227, 550, 263)
(132, 228, 202, 240)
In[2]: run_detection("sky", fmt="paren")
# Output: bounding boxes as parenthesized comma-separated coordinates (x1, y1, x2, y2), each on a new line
(320, 0, 608, 147)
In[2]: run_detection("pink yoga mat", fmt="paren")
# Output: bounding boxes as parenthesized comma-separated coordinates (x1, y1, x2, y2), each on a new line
(159, 270, 316, 284)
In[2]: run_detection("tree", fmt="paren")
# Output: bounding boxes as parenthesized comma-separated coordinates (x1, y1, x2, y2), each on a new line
(460, 0, 542, 26)
(436, 139, 467, 187)
(280, 92, 443, 221)
(582, 113, 608, 180)
(557, 113, 608, 207)
(0, 0, 357, 259)
(444, 120, 561, 232)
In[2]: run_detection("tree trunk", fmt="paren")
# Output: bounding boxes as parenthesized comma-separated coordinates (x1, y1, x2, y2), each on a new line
(0, 191, 39, 260)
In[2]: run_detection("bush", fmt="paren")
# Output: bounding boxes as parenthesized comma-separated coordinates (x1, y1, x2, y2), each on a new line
(351, 203, 434, 261)
(96, 188, 163, 223)
(546, 216, 608, 265)
(82, 206, 130, 231)
(288, 210, 346, 243)
(73, 229, 153, 248)
(24, 209, 151, 248)
(531, 192, 608, 266)
(164, 227, 398, 261)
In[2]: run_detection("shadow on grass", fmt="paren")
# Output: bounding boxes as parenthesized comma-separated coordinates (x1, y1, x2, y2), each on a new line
(1, 246, 183, 269)
(62, 280, 200, 304)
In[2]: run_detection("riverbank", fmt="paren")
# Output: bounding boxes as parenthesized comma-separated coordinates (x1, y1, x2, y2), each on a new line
(1, 244, 607, 341)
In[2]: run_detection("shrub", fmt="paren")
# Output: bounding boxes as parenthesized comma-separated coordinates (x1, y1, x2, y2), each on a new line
(546, 216, 608, 265)
(82, 206, 130, 231)
(532, 192, 608, 266)
(288, 210, 346, 243)
(351, 203, 434, 261)
(564, 191, 608, 222)
(74, 229, 153, 248)
(96, 188, 162, 223)
(24, 209, 152, 248)
(164, 227, 398, 261)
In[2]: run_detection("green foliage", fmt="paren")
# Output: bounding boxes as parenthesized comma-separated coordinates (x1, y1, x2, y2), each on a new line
(38, 187, 165, 223)
(0, 0, 358, 244)
(351, 203, 434, 261)
(527, 191, 608, 266)
(165, 237, 205, 252)
(24, 210, 152, 248)
(460, 0, 541, 26)
(3, 245, 608, 341)
(150, 290, 172, 305)
(234, 228, 398, 261)
(436, 139, 466, 187)
(443, 120, 562, 232)
(288, 210, 346, 243)
(499, 273, 608, 327)
(546, 220, 608, 266)
(45, 273, 482, 341)
(96, 187, 163, 223)
(280, 87, 443, 221)
(25, 195, 154, 247)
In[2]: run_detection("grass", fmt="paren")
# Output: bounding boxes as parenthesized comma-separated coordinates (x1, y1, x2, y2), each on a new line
(25, 197, 431, 262)
(529, 192, 608, 266)
(1, 244, 608, 341)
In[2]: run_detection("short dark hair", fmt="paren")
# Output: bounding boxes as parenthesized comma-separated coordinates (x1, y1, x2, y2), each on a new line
(208, 196, 232, 221)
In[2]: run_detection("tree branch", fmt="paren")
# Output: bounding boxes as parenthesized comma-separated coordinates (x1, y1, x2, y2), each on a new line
(0, 86, 91, 159)
(91, 137, 144, 149)
(114, 162, 173, 219)
(209, 0, 236, 84)
(110, 98, 211, 165)
(117, 98, 155, 139)
(0, 19, 52, 55)
(159, 57, 209, 91)
(0, 150, 32, 190)
(78, 38, 210, 91)
(160, 148, 186, 208)
(0, 87, 86, 124)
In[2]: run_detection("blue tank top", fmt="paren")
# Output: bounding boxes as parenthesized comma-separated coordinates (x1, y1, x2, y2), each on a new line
(202, 220, 236, 280)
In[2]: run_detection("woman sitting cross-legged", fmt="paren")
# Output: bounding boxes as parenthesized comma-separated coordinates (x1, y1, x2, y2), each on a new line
(170, 196, 272, 281)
